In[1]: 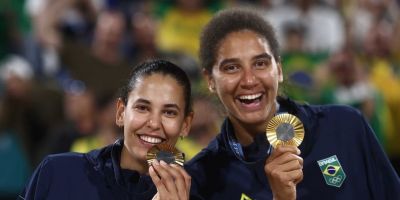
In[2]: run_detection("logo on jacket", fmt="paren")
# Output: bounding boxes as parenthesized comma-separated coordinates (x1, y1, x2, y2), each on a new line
(317, 155, 346, 187)
(240, 193, 252, 200)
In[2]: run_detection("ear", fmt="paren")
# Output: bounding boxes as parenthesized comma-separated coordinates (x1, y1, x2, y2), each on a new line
(115, 98, 125, 127)
(277, 62, 283, 83)
(180, 111, 194, 137)
(202, 68, 216, 93)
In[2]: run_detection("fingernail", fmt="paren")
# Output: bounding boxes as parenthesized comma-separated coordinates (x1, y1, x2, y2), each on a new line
(160, 160, 168, 166)
(153, 160, 159, 165)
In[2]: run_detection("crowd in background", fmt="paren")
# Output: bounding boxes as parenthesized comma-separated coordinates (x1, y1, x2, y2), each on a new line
(0, 0, 399, 199)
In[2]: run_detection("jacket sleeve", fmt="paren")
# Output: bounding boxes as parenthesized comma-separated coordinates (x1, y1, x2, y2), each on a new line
(18, 156, 54, 200)
(360, 116, 400, 199)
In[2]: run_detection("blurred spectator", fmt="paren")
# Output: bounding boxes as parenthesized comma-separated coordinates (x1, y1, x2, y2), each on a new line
(0, 55, 64, 165)
(42, 90, 97, 156)
(26, 0, 97, 77)
(264, 0, 345, 53)
(154, 0, 223, 60)
(0, 55, 63, 198)
(128, 2, 202, 82)
(0, 56, 32, 200)
(177, 94, 222, 160)
(34, 0, 131, 100)
(319, 49, 393, 149)
(70, 94, 122, 153)
(279, 21, 327, 103)
(128, 2, 161, 64)
(342, 0, 399, 49)
(0, 0, 32, 61)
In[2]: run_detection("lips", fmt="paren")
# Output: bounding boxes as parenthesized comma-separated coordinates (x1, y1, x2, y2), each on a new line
(138, 135, 165, 144)
(237, 93, 263, 104)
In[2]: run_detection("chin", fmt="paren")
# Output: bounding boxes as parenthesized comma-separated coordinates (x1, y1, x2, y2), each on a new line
(239, 113, 268, 125)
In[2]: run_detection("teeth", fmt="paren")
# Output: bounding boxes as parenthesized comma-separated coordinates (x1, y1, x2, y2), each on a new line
(139, 135, 162, 144)
(239, 93, 262, 100)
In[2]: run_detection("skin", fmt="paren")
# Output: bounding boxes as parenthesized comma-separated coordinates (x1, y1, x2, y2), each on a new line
(115, 73, 192, 200)
(204, 30, 303, 200)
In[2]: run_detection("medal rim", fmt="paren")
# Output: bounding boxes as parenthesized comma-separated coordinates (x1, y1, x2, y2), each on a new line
(146, 143, 185, 166)
(265, 113, 305, 148)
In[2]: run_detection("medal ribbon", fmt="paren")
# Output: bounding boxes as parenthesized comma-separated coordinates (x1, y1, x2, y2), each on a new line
(227, 102, 283, 162)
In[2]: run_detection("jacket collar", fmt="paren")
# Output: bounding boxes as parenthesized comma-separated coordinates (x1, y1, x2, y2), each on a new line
(85, 139, 157, 198)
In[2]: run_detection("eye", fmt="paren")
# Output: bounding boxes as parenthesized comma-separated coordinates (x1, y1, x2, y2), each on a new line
(222, 64, 240, 73)
(163, 109, 178, 118)
(134, 104, 149, 113)
(254, 59, 269, 69)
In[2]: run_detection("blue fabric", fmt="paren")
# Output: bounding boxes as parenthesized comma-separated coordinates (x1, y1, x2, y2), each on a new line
(19, 139, 156, 200)
(185, 98, 400, 200)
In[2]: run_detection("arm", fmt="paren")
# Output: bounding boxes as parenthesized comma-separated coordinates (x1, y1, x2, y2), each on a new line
(360, 116, 400, 200)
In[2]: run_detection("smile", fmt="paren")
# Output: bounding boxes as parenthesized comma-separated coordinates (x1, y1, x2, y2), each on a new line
(237, 93, 263, 104)
(139, 135, 164, 144)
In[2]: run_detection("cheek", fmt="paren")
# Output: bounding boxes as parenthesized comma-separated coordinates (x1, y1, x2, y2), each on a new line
(258, 72, 280, 88)
(162, 118, 183, 138)
(125, 113, 147, 133)
(215, 75, 240, 94)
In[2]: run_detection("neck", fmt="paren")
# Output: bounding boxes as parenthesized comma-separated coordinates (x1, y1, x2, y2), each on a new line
(230, 103, 278, 146)
(120, 146, 148, 174)
(230, 118, 263, 146)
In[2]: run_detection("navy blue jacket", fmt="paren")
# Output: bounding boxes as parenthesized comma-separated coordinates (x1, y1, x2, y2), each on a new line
(185, 98, 400, 199)
(19, 140, 156, 200)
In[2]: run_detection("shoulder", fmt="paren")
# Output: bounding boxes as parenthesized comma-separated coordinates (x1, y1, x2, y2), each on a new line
(185, 137, 221, 167)
(300, 104, 372, 142)
(280, 97, 363, 121)
(185, 135, 232, 181)
(34, 152, 89, 177)
(42, 152, 86, 167)
(299, 103, 364, 122)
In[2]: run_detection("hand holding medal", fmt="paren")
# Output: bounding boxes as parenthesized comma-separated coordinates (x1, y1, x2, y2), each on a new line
(148, 143, 190, 200)
(264, 113, 305, 200)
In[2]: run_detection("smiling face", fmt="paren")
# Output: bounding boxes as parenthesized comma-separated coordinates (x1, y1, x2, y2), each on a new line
(205, 30, 283, 134)
(116, 73, 192, 171)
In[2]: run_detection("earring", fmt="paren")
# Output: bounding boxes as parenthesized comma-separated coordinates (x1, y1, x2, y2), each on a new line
(209, 85, 215, 92)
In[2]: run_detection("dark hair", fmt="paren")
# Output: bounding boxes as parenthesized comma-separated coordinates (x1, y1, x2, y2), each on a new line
(200, 8, 280, 73)
(119, 59, 192, 116)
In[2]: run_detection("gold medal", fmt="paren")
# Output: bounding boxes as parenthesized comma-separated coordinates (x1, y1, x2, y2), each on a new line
(146, 143, 185, 166)
(266, 113, 304, 148)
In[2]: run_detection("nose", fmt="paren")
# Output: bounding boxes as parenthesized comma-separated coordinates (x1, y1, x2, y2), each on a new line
(241, 67, 258, 89)
(147, 114, 161, 129)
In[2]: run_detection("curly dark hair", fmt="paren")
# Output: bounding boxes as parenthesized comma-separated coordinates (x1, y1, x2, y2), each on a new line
(199, 8, 280, 73)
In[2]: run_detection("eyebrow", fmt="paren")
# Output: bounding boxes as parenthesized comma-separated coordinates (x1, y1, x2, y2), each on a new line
(218, 53, 273, 67)
(135, 98, 151, 104)
(219, 58, 240, 67)
(253, 53, 272, 60)
(135, 98, 181, 111)
(164, 104, 180, 111)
